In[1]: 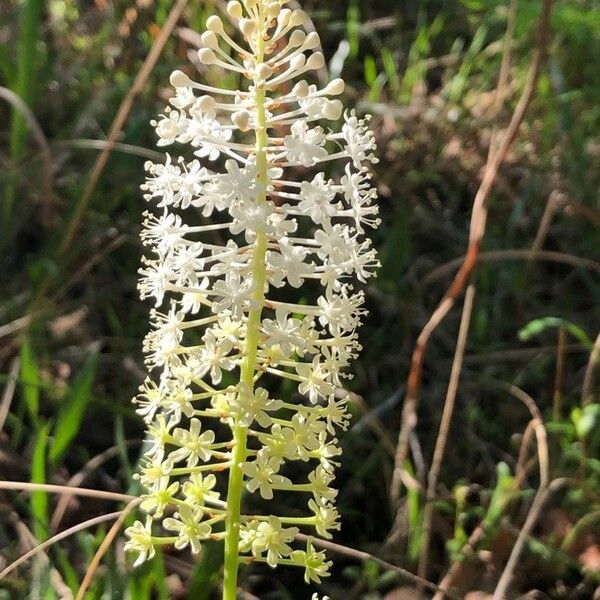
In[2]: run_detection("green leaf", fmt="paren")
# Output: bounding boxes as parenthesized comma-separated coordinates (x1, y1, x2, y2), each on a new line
(483, 462, 514, 532)
(31, 423, 49, 541)
(49, 354, 97, 464)
(346, 0, 361, 58)
(518, 317, 593, 349)
(571, 404, 600, 440)
(20, 336, 40, 422)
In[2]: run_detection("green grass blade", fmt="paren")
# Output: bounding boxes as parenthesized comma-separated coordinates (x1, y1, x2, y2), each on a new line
(20, 336, 40, 422)
(31, 422, 49, 541)
(49, 354, 97, 464)
(3, 0, 44, 236)
(518, 316, 593, 349)
(346, 0, 361, 59)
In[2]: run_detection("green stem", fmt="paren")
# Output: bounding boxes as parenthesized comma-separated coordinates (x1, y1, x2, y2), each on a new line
(222, 18, 268, 600)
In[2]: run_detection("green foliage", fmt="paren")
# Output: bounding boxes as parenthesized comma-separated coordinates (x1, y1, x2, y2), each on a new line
(49, 353, 97, 463)
(2, 0, 44, 238)
(31, 423, 49, 542)
(518, 316, 594, 349)
(19, 336, 40, 422)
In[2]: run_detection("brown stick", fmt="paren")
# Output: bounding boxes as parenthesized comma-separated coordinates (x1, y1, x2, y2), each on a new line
(492, 385, 549, 599)
(295, 533, 461, 600)
(417, 285, 476, 584)
(51, 441, 140, 532)
(76, 498, 142, 600)
(389, 0, 554, 506)
(424, 249, 600, 285)
(0, 511, 123, 580)
(433, 382, 550, 599)
(56, 0, 190, 258)
(581, 333, 600, 406)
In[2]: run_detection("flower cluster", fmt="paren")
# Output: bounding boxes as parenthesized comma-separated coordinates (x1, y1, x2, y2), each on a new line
(125, 0, 379, 593)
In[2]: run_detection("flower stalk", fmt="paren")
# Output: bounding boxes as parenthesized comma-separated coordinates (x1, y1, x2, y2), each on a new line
(125, 0, 379, 595)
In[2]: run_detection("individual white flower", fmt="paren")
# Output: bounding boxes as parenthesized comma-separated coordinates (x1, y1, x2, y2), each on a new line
(291, 537, 332, 584)
(239, 517, 298, 568)
(137, 455, 174, 492)
(211, 271, 253, 318)
(140, 478, 179, 518)
(342, 110, 378, 167)
(170, 418, 216, 466)
(308, 465, 338, 503)
(182, 472, 220, 506)
(196, 329, 236, 384)
(261, 310, 307, 358)
(284, 120, 328, 166)
(152, 109, 186, 146)
(266, 239, 308, 288)
(242, 449, 291, 499)
(297, 357, 336, 404)
(124, 518, 156, 567)
(308, 498, 340, 539)
(163, 505, 211, 554)
(229, 384, 282, 428)
(297, 173, 338, 225)
(183, 111, 232, 161)
(145, 414, 174, 460)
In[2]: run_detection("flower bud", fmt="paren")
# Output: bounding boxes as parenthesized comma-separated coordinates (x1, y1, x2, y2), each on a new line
(292, 80, 309, 97)
(227, 1, 243, 19)
(239, 18, 255, 37)
(288, 29, 306, 48)
(289, 54, 306, 70)
(289, 9, 307, 27)
(266, 2, 281, 18)
(326, 78, 345, 95)
(201, 30, 220, 50)
(198, 48, 217, 65)
(277, 9, 291, 28)
(306, 52, 325, 70)
(170, 69, 194, 88)
(206, 15, 224, 34)
(231, 109, 251, 131)
(255, 63, 273, 81)
(324, 100, 343, 120)
(304, 32, 320, 50)
(197, 95, 216, 112)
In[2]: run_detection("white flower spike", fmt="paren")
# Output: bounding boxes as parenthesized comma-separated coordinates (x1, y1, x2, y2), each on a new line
(125, 1, 379, 598)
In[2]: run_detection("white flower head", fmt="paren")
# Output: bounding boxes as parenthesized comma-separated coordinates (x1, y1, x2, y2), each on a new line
(128, 0, 379, 591)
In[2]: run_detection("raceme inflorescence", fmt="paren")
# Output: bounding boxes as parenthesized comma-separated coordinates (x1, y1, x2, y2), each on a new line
(124, 1, 379, 596)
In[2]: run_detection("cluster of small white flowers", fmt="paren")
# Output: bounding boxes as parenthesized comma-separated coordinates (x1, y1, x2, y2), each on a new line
(125, 0, 379, 589)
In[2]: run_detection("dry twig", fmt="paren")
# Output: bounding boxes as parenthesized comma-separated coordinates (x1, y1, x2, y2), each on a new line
(56, 0, 190, 257)
(423, 248, 600, 285)
(581, 333, 600, 405)
(296, 533, 461, 600)
(492, 385, 548, 599)
(390, 0, 554, 506)
(0, 511, 123, 580)
(76, 498, 142, 600)
(51, 441, 140, 532)
(0, 358, 20, 432)
(417, 285, 476, 584)
(0, 481, 134, 503)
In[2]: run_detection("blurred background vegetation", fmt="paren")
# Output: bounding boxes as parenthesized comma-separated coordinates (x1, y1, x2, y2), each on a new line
(0, 0, 599, 598)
